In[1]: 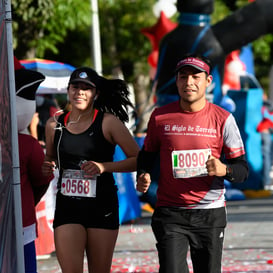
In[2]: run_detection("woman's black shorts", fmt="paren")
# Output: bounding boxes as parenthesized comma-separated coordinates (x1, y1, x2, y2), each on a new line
(53, 190, 119, 230)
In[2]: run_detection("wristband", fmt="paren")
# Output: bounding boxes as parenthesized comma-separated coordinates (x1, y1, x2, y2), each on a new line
(225, 165, 235, 182)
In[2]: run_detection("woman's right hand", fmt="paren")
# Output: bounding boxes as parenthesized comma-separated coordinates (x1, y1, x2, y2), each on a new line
(42, 161, 56, 177)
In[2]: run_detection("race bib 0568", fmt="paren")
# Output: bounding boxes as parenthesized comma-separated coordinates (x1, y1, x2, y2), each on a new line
(61, 169, 97, 198)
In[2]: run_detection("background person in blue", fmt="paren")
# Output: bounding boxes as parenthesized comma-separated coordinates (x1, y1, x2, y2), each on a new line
(137, 54, 249, 273)
(257, 93, 273, 190)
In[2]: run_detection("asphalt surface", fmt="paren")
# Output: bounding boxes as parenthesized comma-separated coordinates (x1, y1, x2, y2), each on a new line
(37, 194, 273, 272)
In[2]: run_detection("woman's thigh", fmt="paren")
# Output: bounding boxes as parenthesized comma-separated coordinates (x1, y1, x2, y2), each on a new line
(86, 228, 119, 273)
(54, 224, 87, 273)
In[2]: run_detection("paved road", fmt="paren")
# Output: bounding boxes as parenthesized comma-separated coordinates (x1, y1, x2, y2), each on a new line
(37, 195, 273, 272)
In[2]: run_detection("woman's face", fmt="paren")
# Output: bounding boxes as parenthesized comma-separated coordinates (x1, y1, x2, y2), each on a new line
(68, 82, 96, 111)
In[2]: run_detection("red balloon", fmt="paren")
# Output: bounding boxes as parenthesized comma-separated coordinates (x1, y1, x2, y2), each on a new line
(141, 11, 177, 51)
(141, 11, 177, 68)
(148, 51, 159, 68)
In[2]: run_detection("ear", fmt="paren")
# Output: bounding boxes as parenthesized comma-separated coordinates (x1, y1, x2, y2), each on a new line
(207, 75, 213, 86)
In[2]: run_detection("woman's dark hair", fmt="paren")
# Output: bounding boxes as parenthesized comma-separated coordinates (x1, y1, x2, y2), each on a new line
(68, 66, 134, 123)
(94, 76, 134, 123)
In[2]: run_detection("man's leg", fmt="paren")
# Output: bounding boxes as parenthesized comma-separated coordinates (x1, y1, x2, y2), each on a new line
(190, 227, 224, 273)
(152, 207, 190, 273)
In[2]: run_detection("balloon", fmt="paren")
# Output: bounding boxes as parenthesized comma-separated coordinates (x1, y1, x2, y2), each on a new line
(141, 11, 177, 70)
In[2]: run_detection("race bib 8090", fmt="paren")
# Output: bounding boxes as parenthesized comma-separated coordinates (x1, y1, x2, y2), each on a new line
(172, 148, 211, 178)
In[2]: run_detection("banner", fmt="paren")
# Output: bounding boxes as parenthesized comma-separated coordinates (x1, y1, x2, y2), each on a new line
(0, 2, 19, 272)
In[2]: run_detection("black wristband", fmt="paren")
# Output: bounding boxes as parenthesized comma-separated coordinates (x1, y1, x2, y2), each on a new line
(225, 165, 235, 182)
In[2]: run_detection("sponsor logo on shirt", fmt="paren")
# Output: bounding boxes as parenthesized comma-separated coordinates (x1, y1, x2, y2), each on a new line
(164, 124, 217, 137)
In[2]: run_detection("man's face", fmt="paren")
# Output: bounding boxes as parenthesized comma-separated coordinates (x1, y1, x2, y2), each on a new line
(176, 66, 212, 109)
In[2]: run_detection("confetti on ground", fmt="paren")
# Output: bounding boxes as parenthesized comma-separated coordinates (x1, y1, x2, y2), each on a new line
(38, 197, 273, 273)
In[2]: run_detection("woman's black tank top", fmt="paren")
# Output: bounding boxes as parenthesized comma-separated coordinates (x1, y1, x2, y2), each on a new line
(54, 111, 117, 196)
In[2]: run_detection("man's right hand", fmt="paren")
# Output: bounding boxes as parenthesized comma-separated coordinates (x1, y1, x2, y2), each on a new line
(136, 173, 151, 193)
